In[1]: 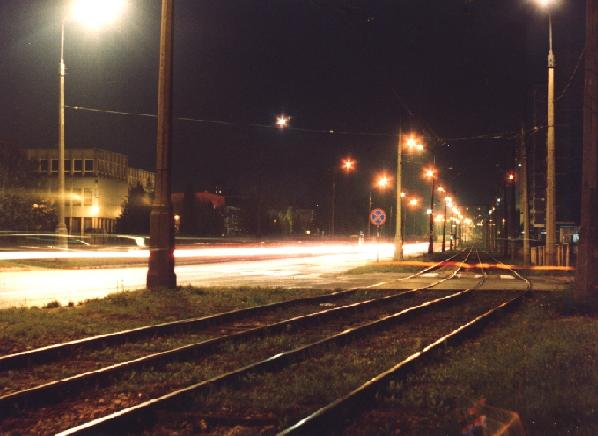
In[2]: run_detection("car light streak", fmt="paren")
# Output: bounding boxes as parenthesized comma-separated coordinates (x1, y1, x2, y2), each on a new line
(0, 242, 428, 262)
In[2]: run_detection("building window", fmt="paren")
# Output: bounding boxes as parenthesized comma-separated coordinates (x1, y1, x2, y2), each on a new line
(40, 159, 48, 172)
(64, 160, 71, 174)
(74, 159, 83, 175)
(83, 188, 93, 206)
(51, 159, 58, 173)
(84, 159, 94, 174)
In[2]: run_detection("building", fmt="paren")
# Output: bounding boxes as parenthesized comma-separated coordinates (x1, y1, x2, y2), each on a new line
(26, 148, 154, 235)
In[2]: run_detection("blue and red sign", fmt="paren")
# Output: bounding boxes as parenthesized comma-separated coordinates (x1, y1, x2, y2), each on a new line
(370, 208, 387, 226)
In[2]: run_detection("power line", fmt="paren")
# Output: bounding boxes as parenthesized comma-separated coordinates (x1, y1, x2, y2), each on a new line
(556, 46, 585, 103)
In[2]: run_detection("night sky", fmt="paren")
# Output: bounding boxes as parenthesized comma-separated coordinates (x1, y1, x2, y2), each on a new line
(0, 0, 586, 226)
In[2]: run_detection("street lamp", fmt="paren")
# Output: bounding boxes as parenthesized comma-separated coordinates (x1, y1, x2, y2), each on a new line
(331, 157, 356, 236)
(423, 167, 437, 254)
(276, 114, 290, 129)
(368, 173, 391, 239)
(534, 0, 558, 264)
(395, 133, 425, 260)
(57, 0, 126, 245)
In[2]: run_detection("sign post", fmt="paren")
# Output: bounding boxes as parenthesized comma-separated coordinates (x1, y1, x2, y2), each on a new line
(370, 208, 387, 263)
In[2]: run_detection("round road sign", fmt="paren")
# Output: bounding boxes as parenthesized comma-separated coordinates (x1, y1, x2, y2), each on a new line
(370, 208, 387, 226)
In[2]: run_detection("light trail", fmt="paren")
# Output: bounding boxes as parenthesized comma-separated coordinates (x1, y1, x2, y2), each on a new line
(0, 242, 433, 309)
(0, 242, 429, 261)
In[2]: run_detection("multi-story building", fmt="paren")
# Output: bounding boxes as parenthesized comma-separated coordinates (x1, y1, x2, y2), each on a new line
(25, 148, 154, 235)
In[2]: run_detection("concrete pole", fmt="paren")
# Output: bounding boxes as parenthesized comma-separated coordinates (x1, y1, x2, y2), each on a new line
(427, 176, 435, 254)
(56, 20, 68, 245)
(147, 0, 177, 290)
(575, 0, 598, 304)
(521, 127, 531, 265)
(394, 131, 403, 260)
(442, 202, 446, 252)
(331, 174, 336, 236)
(545, 13, 557, 265)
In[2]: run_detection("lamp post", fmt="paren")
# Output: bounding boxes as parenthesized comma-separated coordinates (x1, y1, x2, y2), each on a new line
(57, 0, 126, 245)
(423, 167, 437, 254)
(331, 157, 356, 236)
(395, 133, 424, 260)
(535, 0, 557, 264)
(442, 193, 452, 252)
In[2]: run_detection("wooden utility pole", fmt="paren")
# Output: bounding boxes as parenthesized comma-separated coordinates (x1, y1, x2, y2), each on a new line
(147, 0, 177, 290)
(575, 0, 598, 304)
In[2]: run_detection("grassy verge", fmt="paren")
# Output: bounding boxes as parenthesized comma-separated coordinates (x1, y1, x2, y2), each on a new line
(0, 287, 328, 354)
(350, 291, 598, 435)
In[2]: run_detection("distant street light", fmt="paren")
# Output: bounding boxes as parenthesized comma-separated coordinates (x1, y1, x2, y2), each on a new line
(276, 114, 290, 128)
(395, 132, 425, 260)
(376, 174, 391, 190)
(57, 0, 126, 245)
(534, 0, 558, 264)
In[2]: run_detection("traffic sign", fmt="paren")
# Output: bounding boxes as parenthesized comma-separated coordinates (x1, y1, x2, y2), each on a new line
(370, 208, 387, 226)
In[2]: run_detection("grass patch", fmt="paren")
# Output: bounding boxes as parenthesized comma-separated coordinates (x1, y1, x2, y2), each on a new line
(364, 292, 598, 435)
(0, 287, 327, 355)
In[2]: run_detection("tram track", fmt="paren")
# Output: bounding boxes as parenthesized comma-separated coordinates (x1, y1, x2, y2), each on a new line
(0, 250, 468, 399)
(53, 249, 518, 435)
(282, 248, 530, 435)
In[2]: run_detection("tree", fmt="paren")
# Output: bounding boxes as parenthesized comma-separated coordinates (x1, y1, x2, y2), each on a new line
(115, 184, 152, 234)
(0, 142, 57, 231)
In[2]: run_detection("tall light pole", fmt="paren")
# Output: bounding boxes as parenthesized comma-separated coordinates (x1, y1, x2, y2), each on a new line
(423, 167, 437, 254)
(394, 133, 424, 260)
(57, 0, 126, 245)
(535, 0, 557, 264)
(57, 20, 68, 243)
(331, 157, 356, 236)
(147, 0, 176, 290)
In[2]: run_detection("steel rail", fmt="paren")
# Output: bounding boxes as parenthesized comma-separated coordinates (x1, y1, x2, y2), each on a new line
(280, 293, 526, 435)
(279, 248, 528, 435)
(0, 251, 473, 416)
(398, 249, 464, 280)
(0, 252, 464, 371)
(56, 256, 477, 435)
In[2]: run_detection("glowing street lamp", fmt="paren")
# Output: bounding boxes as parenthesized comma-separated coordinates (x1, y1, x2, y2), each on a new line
(276, 114, 290, 129)
(71, 0, 127, 29)
(341, 158, 356, 173)
(57, 0, 126, 245)
(376, 174, 391, 190)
